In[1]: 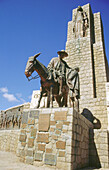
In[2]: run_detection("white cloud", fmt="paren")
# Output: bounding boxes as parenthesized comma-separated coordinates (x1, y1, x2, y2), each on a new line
(16, 93, 22, 98)
(0, 87, 8, 93)
(16, 93, 26, 103)
(3, 93, 19, 102)
(0, 88, 26, 104)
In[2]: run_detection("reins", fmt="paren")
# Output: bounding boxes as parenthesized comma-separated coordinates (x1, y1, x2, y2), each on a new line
(27, 74, 40, 81)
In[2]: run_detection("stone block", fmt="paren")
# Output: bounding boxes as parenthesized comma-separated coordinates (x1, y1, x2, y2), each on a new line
(46, 148, 52, 153)
(56, 141, 66, 149)
(26, 149, 34, 157)
(31, 129, 36, 138)
(35, 152, 43, 161)
(55, 130, 61, 135)
(37, 133, 49, 143)
(22, 112, 28, 124)
(59, 151, 65, 157)
(28, 137, 34, 148)
(52, 135, 58, 140)
(20, 149, 25, 158)
(21, 129, 26, 134)
(29, 110, 39, 119)
(19, 134, 26, 142)
(57, 157, 65, 162)
(57, 162, 71, 170)
(54, 111, 67, 121)
(38, 144, 45, 151)
(62, 129, 67, 133)
(56, 122, 63, 129)
(21, 123, 28, 129)
(44, 154, 56, 166)
(28, 118, 35, 125)
(39, 114, 50, 132)
(50, 127, 55, 132)
(26, 156, 34, 164)
(21, 142, 26, 147)
(50, 121, 56, 125)
(63, 121, 70, 126)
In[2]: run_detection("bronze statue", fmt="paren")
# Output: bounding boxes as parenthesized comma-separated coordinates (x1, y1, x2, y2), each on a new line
(25, 51, 79, 108)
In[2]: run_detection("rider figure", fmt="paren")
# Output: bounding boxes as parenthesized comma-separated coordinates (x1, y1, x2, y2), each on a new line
(47, 50, 69, 95)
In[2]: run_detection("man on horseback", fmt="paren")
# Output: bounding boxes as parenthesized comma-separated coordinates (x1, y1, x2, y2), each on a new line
(25, 50, 79, 108)
(47, 50, 79, 100)
(47, 50, 69, 95)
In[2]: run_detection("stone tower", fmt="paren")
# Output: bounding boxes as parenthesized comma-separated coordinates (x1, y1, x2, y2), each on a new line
(65, 3, 109, 168)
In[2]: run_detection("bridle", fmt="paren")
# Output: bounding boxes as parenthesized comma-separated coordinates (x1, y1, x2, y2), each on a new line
(27, 74, 40, 81)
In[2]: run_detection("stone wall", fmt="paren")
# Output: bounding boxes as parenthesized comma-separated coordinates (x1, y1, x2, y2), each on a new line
(0, 130, 20, 153)
(17, 108, 93, 170)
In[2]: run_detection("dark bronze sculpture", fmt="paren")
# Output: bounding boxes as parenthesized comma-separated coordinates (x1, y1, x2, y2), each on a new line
(25, 51, 79, 108)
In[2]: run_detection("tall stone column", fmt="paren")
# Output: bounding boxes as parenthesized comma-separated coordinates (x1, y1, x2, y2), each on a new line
(65, 3, 109, 168)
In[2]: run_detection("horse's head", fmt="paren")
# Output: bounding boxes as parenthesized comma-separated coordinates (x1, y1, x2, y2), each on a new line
(25, 53, 41, 78)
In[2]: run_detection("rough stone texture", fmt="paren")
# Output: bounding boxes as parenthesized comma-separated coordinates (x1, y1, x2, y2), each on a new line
(59, 151, 65, 157)
(38, 144, 45, 152)
(0, 130, 20, 153)
(0, 108, 93, 170)
(16, 108, 93, 170)
(28, 118, 35, 125)
(35, 152, 43, 161)
(31, 129, 37, 138)
(29, 110, 39, 119)
(44, 154, 56, 166)
(26, 156, 34, 164)
(37, 133, 49, 143)
(22, 111, 29, 124)
(19, 134, 27, 142)
(56, 141, 66, 149)
(28, 138, 34, 148)
(26, 149, 34, 157)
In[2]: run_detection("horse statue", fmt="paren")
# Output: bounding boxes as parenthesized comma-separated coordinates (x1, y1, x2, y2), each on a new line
(25, 53, 79, 108)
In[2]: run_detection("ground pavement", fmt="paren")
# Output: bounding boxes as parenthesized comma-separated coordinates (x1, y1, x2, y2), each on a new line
(0, 151, 108, 170)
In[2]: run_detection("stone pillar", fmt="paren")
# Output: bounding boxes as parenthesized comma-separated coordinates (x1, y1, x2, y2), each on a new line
(65, 3, 109, 168)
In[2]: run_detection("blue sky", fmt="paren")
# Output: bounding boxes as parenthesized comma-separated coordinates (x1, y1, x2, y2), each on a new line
(0, 0, 109, 110)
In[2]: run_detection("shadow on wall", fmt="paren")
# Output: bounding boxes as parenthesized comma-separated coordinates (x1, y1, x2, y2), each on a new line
(81, 108, 101, 168)
(81, 108, 101, 129)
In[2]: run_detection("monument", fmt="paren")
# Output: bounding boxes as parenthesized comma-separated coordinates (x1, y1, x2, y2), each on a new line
(0, 3, 109, 170)
(65, 3, 109, 168)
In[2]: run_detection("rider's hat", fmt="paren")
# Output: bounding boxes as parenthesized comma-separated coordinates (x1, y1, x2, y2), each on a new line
(57, 50, 68, 57)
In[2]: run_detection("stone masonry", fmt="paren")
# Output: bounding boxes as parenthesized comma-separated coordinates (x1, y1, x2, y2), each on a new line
(65, 3, 109, 168)
(17, 108, 93, 170)
(0, 130, 20, 153)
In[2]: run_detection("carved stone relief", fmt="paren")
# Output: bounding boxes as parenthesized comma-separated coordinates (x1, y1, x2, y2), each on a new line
(73, 6, 89, 38)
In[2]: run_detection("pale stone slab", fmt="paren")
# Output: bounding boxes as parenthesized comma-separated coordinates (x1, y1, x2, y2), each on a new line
(39, 114, 50, 132)
(54, 111, 67, 121)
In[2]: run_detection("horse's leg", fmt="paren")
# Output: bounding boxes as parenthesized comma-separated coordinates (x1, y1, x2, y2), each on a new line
(64, 94, 68, 107)
(50, 85, 53, 108)
(47, 92, 50, 108)
(55, 95, 62, 107)
(37, 89, 43, 108)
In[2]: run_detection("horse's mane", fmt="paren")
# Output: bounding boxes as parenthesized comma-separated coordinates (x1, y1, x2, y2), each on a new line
(36, 59, 48, 74)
